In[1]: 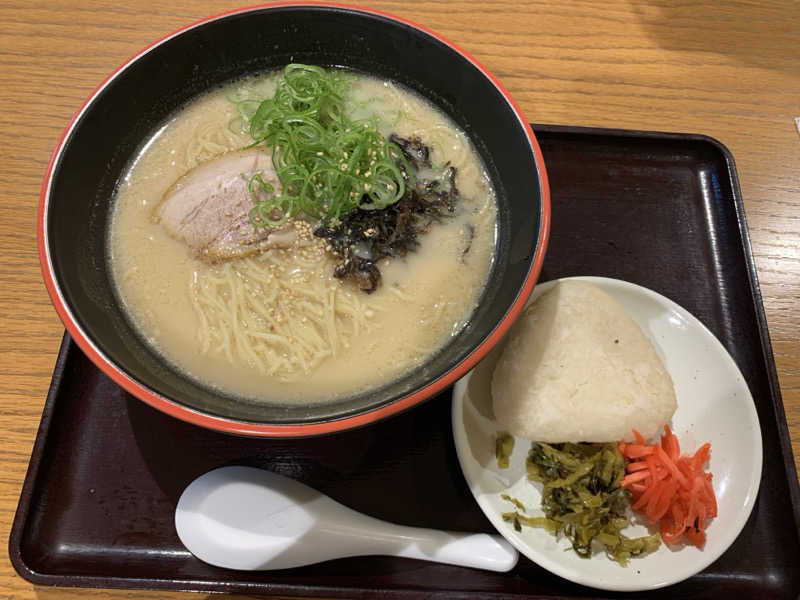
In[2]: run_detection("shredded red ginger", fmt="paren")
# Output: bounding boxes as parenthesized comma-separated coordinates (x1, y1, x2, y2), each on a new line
(619, 425, 717, 548)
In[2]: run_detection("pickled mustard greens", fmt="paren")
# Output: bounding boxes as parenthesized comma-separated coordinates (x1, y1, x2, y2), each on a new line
(500, 494, 526, 511)
(496, 431, 515, 469)
(502, 442, 660, 565)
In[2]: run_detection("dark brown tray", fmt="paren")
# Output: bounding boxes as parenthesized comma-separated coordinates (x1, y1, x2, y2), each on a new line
(11, 125, 800, 598)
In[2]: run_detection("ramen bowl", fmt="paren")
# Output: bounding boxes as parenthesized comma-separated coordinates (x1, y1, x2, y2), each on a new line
(38, 3, 550, 437)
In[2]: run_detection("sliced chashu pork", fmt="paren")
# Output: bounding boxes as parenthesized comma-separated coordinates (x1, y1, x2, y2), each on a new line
(154, 149, 296, 262)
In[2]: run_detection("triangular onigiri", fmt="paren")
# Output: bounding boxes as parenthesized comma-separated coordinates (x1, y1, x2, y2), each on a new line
(492, 280, 676, 443)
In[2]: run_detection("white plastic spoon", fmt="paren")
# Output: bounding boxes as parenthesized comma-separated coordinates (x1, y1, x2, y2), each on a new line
(175, 465, 518, 572)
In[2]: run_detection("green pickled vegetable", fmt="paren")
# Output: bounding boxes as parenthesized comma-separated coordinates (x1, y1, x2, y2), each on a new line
(500, 493, 526, 512)
(496, 431, 515, 469)
(518, 442, 660, 565)
(502, 510, 557, 533)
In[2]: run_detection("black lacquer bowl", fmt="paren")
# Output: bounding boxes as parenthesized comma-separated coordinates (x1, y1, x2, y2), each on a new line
(38, 3, 550, 436)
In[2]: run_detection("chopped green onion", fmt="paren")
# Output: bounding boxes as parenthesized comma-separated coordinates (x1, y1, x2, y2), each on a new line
(241, 64, 413, 226)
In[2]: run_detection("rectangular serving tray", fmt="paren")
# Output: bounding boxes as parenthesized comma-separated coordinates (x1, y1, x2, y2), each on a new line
(10, 125, 800, 598)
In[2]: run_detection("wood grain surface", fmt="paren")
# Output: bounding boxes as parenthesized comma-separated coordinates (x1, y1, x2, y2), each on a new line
(1, 1, 798, 598)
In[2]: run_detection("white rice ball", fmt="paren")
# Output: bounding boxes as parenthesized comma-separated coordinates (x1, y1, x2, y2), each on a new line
(491, 280, 676, 443)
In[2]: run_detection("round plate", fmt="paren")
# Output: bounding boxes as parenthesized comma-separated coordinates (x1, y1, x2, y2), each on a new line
(451, 276, 763, 591)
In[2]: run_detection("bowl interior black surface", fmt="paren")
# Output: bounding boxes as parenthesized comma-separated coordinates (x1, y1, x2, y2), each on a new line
(46, 5, 543, 425)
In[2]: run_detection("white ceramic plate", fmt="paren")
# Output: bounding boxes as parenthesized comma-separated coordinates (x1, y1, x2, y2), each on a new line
(452, 276, 763, 591)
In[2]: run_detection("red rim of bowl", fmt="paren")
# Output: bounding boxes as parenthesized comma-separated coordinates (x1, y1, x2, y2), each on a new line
(37, 1, 551, 437)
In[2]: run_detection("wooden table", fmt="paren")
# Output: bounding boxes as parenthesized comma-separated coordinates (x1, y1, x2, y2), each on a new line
(1, 1, 797, 598)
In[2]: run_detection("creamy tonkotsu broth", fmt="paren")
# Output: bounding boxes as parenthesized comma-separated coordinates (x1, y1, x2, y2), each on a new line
(109, 69, 496, 403)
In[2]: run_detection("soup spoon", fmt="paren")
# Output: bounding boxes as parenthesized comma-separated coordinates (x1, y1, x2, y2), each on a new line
(175, 465, 518, 572)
